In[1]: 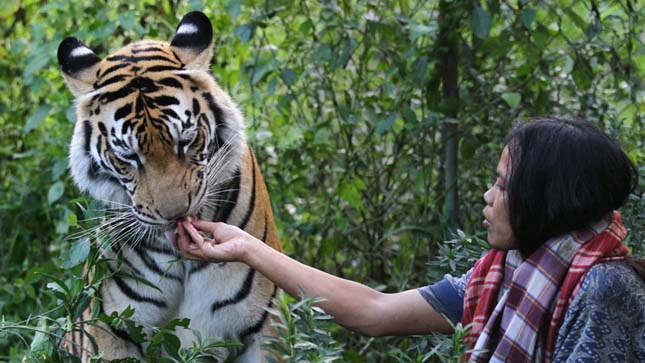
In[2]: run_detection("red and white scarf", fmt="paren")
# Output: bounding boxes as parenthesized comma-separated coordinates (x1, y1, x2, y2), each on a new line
(462, 212, 628, 363)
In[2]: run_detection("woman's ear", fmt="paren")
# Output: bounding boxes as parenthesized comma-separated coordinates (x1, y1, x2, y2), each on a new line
(57, 37, 101, 96)
(170, 11, 213, 71)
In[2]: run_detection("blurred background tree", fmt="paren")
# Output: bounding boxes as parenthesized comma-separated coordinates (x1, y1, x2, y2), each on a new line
(1, 0, 643, 362)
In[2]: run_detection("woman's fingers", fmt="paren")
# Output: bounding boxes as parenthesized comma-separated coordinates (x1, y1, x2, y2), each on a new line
(168, 219, 249, 263)
(190, 219, 234, 240)
(182, 221, 207, 247)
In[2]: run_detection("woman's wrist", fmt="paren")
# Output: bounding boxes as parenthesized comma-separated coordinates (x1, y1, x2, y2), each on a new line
(239, 233, 265, 266)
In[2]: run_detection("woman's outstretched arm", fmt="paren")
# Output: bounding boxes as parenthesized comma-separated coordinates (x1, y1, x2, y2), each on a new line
(175, 219, 453, 337)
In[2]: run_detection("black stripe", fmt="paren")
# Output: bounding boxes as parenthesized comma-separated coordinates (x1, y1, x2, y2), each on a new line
(105, 54, 180, 64)
(192, 98, 201, 116)
(189, 261, 210, 274)
(133, 55, 181, 63)
(161, 108, 180, 120)
(261, 213, 268, 242)
(208, 216, 269, 310)
(100, 86, 136, 104)
(145, 65, 182, 73)
(83, 120, 92, 154)
(214, 168, 241, 223)
(106, 265, 167, 307)
(201, 92, 227, 148)
(83, 123, 118, 184)
(211, 268, 256, 312)
(132, 76, 159, 93)
(238, 286, 277, 347)
(95, 74, 127, 89)
(152, 95, 179, 106)
(135, 248, 182, 281)
(158, 77, 183, 89)
(139, 240, 182, 256)
(239, 150, 257, 230)
(98, 62, 130, 78)
(121, 255, 145, 276)
(114, 103, 132, 121)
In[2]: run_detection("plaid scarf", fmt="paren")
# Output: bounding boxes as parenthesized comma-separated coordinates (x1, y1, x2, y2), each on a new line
(462, 212, 628, 363)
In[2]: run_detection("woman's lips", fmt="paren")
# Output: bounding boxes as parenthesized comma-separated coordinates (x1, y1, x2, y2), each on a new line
(482, 219, 491, 229)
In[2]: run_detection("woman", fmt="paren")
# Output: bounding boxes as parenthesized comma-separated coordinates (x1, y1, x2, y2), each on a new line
(173, 118, 645, 362)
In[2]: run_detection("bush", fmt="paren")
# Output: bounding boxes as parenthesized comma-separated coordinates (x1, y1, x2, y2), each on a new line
(1, 0, 643, 362)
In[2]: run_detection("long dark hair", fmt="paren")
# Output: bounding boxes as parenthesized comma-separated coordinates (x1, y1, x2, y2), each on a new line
(504, 118, 639, 260)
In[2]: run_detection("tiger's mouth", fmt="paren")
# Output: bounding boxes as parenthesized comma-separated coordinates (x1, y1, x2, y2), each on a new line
(162, 215, 194, 249)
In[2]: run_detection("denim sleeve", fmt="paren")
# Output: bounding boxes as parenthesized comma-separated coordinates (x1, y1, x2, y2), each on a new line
(417, 268, 473, 325)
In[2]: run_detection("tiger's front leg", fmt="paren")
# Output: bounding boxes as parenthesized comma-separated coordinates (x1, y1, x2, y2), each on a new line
(86, 245, 186, 360)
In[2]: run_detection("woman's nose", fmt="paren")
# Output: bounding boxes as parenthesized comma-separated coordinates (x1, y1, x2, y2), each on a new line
(483, 187, 494, 206)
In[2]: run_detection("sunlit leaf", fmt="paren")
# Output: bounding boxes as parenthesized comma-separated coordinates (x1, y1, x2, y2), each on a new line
(502, 92, 521, 109)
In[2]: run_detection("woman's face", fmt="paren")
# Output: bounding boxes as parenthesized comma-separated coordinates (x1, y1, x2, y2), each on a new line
(482, 147, 516, 250)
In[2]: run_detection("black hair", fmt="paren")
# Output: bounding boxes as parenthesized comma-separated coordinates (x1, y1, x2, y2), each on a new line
(504, 117, 638, 256)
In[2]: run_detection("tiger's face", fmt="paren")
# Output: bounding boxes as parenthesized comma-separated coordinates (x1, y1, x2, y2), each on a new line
(58, 12, 245, 235)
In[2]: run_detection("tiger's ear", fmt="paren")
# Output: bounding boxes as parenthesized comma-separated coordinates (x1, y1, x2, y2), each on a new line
(170, 11, 213, 70)
(57, 37, 101, 96)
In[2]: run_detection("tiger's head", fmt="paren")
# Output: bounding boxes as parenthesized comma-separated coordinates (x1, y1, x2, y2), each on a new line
(58, 12, 245, 235)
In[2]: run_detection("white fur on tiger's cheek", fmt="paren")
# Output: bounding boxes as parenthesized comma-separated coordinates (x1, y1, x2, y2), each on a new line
(176, 24, 198, 34)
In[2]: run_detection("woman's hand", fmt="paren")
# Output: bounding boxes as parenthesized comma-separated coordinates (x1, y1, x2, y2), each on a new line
(175, 219, 258, 263)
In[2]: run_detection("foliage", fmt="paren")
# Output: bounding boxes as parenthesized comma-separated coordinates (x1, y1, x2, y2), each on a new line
(264, 291, 344, 363)
(0, 0, 644, 362)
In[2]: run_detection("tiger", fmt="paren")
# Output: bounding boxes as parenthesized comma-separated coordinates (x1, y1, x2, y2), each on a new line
(57, 11, 280, 362)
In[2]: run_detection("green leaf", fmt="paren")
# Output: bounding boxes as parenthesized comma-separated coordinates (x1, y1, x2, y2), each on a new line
(471, 6, 491, 40)
(340, 178, 365, 211)
(280, 67, 297, 86)
(251, 61, 276, 85)
(47, 181, 65, 205)
(410, 23, 436, 43)
(52, 158, 68, 179)
(312, 43, 332, 64)
(24, 54, 50, 78)
(226, 0, 241, 22)
(501, 92, 521, 109)
(162, 333, 182, 359)
(572, 57, 593, 90)
(313, 128, 330, 145)
(30, 319, 52, 355)
(60, 238, 90, 269)
(521, 8, 536, 28)
(165, 318, 190, 330)
(66, 105, 77, 123)
(376, 113, 397, 135)
(234, 23, 255, 43)
(23, 105, 52, 134)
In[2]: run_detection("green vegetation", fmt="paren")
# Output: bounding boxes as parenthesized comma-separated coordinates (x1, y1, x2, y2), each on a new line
(1, 0, 643, 362)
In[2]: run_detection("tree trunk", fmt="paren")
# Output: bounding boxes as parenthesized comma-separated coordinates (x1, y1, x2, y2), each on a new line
(438, 0, 461, 229)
